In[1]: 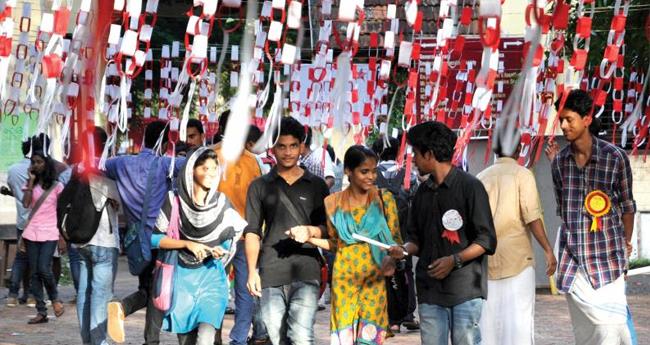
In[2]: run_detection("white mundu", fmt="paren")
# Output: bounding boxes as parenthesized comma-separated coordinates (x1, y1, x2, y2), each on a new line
(480, 266, 535, 345)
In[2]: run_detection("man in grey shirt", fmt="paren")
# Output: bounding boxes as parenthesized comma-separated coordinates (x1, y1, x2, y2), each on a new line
(1, 140, 34, 306)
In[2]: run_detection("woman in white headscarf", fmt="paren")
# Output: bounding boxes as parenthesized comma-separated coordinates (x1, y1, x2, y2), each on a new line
(151, 147, 246, 345)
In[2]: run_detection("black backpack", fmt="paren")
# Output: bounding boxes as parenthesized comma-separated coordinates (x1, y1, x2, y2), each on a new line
(375, 166, 412, 237)
(57, 169, 106, 244)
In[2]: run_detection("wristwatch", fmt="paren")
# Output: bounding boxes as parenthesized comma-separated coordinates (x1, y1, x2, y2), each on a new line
(452, 253, 463, 269)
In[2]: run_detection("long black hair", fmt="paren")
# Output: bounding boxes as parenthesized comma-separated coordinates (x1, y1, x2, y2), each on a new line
(30, 151, 57, 190)
(344, 145, 378, 171)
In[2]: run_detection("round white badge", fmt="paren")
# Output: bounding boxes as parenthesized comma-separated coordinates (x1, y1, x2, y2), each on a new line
(442, 209, 463, 231)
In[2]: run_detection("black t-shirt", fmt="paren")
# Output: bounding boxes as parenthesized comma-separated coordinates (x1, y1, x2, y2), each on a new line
(244, 168, 329, 288)
(407, 167, 497, 307)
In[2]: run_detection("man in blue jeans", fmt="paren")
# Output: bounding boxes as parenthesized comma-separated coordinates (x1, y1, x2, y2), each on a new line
(73, 127, 121, 345)
(389, 121, 497, 345)
(2, 140, 34, 307)
(245, 117, 329, 345)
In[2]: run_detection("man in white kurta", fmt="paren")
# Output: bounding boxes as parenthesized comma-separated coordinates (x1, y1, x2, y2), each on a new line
(477, 145, 557, 345)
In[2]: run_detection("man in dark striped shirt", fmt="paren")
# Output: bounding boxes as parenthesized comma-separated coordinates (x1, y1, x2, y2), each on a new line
(550, 89, 636, 345)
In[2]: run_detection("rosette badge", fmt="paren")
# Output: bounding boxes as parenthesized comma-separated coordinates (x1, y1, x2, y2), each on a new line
(584, 190, 611, 232)
(441, 209, 463, 244)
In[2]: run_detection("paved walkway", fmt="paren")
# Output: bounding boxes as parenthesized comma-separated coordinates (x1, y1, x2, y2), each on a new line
(1, 256, 648, 345)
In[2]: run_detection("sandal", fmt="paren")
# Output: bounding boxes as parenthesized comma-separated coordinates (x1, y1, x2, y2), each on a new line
(107, 301, 125, 343)
(28, 314, 49, 324)
(52, 300, 65, 317)
(389, 324, 401, 334)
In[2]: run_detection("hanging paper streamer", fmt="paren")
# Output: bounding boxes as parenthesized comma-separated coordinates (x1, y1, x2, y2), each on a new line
(222, 0, 258, 163)
(0, 0, 645, 176)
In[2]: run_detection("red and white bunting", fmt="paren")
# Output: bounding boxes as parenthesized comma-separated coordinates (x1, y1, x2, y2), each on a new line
(99, 0, 159, 169)
(590, 0, 629, 121)
(0, 0, 16, 104)
(453, 0, 501, 167)
(2, 0, 28, 125)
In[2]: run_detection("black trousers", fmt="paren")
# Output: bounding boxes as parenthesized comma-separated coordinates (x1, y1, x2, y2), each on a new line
(121, 257, 163, 344)
(388, 256, 417, 325)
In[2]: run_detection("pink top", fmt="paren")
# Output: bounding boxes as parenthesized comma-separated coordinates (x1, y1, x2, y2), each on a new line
(21, 182, 64, 242)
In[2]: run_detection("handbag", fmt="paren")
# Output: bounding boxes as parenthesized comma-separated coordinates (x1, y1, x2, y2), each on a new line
(152, 195, 180, 313)
(124, 160, 159, 275)
(378, 189, 411, 322)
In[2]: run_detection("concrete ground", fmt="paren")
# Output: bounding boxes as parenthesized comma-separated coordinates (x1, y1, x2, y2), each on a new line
(0, 256, 648, 345)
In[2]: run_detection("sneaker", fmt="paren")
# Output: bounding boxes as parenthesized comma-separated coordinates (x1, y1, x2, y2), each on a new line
(107, 301, 126, 343)
(249, 336, 271, 345)
(45, 300, 52, 307)
(402, 320, 420, 330)
(26, 297, 36, 307)
(6, 297, 18, 307)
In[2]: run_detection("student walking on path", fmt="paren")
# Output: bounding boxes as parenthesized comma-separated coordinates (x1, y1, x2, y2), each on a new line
(21, 150, 66, 324)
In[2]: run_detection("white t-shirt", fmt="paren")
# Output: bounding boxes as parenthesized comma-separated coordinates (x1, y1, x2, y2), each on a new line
(73, 173, 120, 249)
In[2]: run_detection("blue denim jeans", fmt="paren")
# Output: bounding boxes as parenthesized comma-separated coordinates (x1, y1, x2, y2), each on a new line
(419, 298, 483, 345)
(9, 229, 30, 299)
(261, 280, 319, 345)
(67, 243, 81, 292)
(77, 245, 118, 345)
(230, 241, 259, 345)
(252, 296, 268, 340)
(25, 239, 59, 316)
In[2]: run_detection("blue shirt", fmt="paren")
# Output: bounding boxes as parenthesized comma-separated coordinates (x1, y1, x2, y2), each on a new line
(105, 149, 184, 232)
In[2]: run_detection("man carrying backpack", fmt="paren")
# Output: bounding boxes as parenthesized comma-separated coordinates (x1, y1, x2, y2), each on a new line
(372, 135, 420, 333)
(104, 121, 183, 344)
(59, 127, 121, 345)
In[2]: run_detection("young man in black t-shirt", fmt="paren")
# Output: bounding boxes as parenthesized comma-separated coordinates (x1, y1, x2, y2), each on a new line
(244, 117, 329, 345)
(389, 121, 497, 345)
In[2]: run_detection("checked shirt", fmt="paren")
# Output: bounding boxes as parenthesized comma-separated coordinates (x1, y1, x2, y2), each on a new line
(551, 136, 636, 293)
